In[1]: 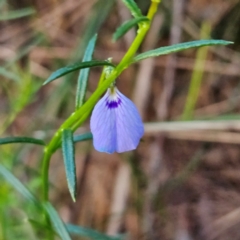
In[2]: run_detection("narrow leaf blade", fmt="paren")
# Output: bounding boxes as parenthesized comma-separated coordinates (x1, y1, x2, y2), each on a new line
(132, 40, 233, 62)
(0, 163, 37, 204)
(28, 219, 55, 235)
(0, 136, 45, 146)
(62, 129, 77, 202)
(0, 7, 36, 21)
(43, 202, 72, 240)
(0, 67, 21, 82)
(76, 34, 97, 109)
(122, 0, 143, 18)
(73, 132, 93, 143)
(66, 224, 122, 240)
(113, 17, 149, 41)
(44, 60, 115, 85)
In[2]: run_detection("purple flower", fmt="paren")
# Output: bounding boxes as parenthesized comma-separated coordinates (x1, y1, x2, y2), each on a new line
(90, 86, 144, 153)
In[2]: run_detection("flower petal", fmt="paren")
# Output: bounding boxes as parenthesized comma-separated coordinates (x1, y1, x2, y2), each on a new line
(90, 90, 116, 154)
(90, 87, 144, 153)
(115, 89, 144, 152)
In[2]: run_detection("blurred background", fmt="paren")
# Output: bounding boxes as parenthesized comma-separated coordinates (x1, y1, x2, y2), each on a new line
(0, 0, 240, 239)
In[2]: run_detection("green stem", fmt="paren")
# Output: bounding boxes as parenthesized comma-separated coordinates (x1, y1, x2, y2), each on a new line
(42, 148, 52, 201)
(42, 148, 54, 240)
(41, 0, 160, 202)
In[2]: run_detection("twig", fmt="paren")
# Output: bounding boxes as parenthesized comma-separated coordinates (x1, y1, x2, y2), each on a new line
(165, 131, 240, 145)
(144, 120, 240, 133)
(106, 161, 131, 235)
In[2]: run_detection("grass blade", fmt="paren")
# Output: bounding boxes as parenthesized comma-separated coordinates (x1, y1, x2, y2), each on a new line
(74, 0, 115, 58)
(62, 129, 77, 202)
(0, 137, 45, 146)
(132, 40, 233, 63)
(5, 36, 44, 68)
(43, 60, 115, 85)
(0, 7, 36, 21)
(0, 163, 37, 204)
(113, 17, 149, 41)
(182, 21, 211, 120)
(28, 219, 55, 235)
(76, 34, 97, 109)
(66, 224, 122, 240)
(0, 67, 20, 82)
(43, 202, 72, 240)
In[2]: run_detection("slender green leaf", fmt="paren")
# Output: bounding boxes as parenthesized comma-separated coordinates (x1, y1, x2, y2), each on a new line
(0, 7, 36, 21)
(5, 36, 44, 68)
(29, 219, 122, 240)
(132, 40, 233, 63)
(76, 35, 97, 109)
(113, 17, 149, 41)
(0, 164, 37, 204)
(44, 60, 115, 85)
(74, 0, 115, 58)
(66, 224, 122, 240)
(0, 136, 45, 146)
(28, 219, 54, 235)
(62, 129, 77, 202)
(56, 132, 92, 151)
(182, 22, 211, 120)
(73, 132, 93, 143)
(0, 67, 20, 82)
(122, 0, 143, 18)
(43, 202, 72, 240)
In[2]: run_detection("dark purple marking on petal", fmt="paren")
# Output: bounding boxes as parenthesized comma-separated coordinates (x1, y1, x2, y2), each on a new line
(106, 98, 122, 109)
